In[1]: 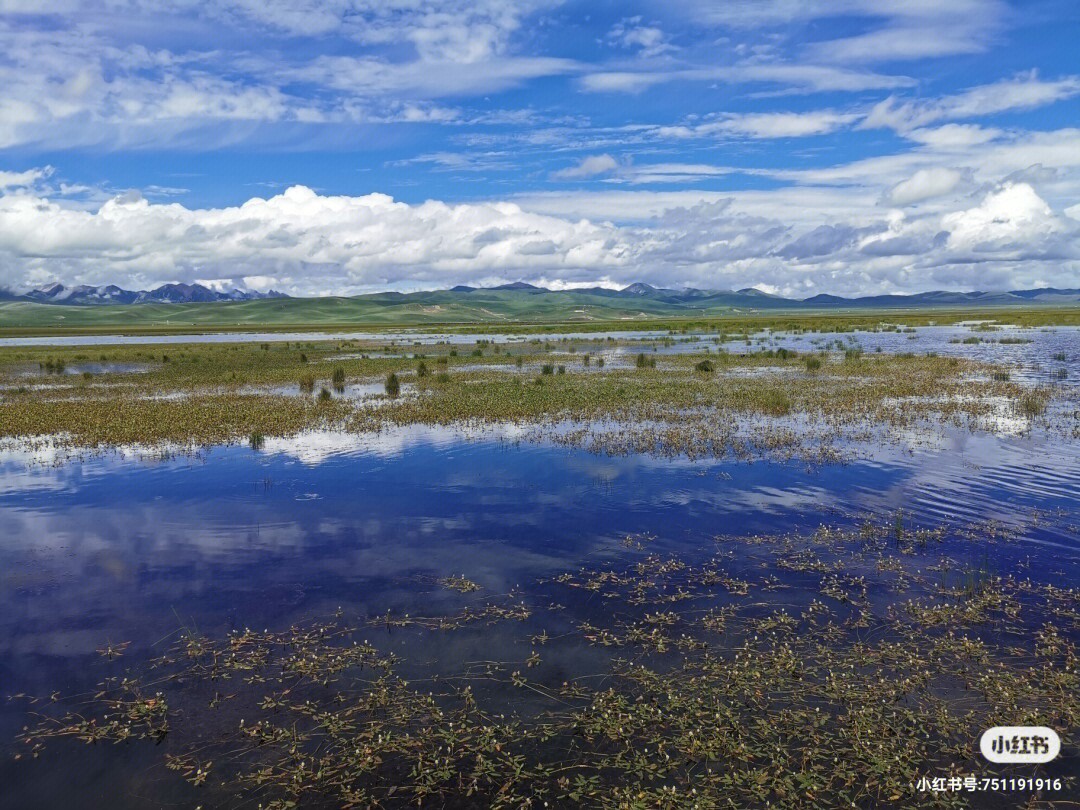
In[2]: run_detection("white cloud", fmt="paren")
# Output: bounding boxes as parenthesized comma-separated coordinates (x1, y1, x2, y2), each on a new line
(289, 54, 577, 99)
(864, 73, 1080, 132)
(4, 167, 1078, 299)
(0, 2, 577, 149)
(904, 124, 1002, 148)
(0, 185, 630, 294)
(579, 64, 913, 95)
(809, 18, 997, 63)
(606, 18, 674, 59)
(552, 154, 619, 179)
(616, 164, 732, 185)
(578, 72, 669, 94)
(702, 111, 856, 139)
(0, 166, 53, 189)
(942, 182, 1064, 252)
(889, 167, 967, 206)
(674, 0, 1005, 64)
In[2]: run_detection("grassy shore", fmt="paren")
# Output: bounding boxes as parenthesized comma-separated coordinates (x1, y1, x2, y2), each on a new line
(1, 304, 1079, 337)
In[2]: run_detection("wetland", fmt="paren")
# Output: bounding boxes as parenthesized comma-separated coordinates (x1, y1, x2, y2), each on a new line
(1, 312, 1078, 809)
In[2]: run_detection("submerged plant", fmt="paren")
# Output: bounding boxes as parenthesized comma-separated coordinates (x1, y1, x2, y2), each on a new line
(16, 515, 1079, 809)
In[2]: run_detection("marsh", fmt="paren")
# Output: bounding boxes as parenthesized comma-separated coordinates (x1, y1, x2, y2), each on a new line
(1, 318, 1077, 808)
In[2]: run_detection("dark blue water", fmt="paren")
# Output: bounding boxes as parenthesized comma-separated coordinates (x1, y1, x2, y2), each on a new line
(2, 426, 1076, 690)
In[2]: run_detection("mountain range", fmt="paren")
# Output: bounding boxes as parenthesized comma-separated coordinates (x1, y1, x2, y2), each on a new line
(436, 281, 1080, 308)
(1, 282, 288, 305)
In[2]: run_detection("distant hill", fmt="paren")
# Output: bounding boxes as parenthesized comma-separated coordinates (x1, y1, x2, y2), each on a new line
(0, 280, 1077, 332)
(4, 280, 1079, 310)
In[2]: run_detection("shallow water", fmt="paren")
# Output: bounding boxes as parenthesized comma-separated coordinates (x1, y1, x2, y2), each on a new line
(0, 328, 674, 348)
(0, 331, 1078, 808)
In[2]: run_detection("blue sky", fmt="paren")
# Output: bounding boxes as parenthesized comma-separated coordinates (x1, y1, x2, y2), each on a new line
(1, 0, 1079, 297)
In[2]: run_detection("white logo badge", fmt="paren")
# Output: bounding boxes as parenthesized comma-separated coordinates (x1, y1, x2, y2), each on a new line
(980, 727, 1061, 763)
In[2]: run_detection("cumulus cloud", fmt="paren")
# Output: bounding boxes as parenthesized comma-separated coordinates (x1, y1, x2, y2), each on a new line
(0, 185, 629, 294)
(942, 182, 1064, 252)
(4, 174, 1079, 299)
(888, 168, 968, 205)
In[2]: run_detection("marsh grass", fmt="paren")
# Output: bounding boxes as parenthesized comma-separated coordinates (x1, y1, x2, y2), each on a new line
(16, 515, 1078, 809)
(0, 338, 1068, 455)
(1016, 390, 1049, 418)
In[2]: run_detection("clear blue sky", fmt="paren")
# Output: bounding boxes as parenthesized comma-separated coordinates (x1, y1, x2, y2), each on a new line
(1, 0, 1079, 297)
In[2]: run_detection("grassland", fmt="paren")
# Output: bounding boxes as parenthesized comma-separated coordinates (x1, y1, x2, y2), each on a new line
(1, 293, 1079, 337)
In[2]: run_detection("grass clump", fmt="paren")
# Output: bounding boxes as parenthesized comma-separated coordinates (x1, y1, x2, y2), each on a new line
(694, 359, 715, 373)
(1016, 390, 1048, 417)
(385, 372, 401, 397)
(439, 574, 481, 593)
